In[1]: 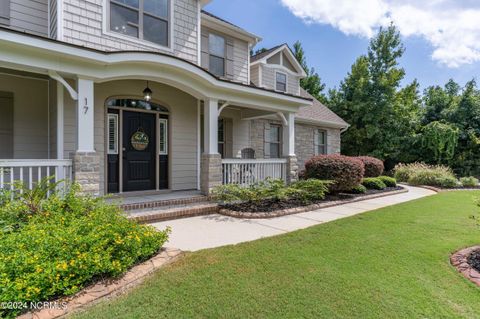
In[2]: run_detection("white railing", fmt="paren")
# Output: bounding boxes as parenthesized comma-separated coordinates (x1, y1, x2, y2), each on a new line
(222, 158, 287, 186)
(0, 159, 73, 192)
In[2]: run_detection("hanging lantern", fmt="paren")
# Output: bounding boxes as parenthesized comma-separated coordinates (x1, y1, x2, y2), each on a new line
(143, 81, 153, 102)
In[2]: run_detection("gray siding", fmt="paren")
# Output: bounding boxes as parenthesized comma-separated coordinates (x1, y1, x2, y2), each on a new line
(250, 64, 260, 86)
(201, 26, 249, 84)
(0, 73, 50, 159)
(61, 0, 199, 64)
(9, 0, 49, 36)
(260, 65, 301, 95)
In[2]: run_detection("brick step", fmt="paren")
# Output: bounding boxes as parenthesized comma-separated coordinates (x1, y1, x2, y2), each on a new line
(120, 195, 210, 212)
(127, 202, 219, 223)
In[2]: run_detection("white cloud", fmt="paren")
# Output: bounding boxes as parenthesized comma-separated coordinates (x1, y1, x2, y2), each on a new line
(280, 0, 480, 67)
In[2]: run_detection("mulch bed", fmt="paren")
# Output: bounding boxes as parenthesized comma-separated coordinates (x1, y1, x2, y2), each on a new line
(221, 187, 402, 213)
(451, 246, 480, 287)
(219, 187, 407, 219)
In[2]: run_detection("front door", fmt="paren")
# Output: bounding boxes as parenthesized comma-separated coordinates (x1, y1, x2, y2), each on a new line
(123, 111, 156, 192)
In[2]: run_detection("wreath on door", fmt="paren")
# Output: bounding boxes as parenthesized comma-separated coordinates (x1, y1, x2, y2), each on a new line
(131, 128, 149, 151)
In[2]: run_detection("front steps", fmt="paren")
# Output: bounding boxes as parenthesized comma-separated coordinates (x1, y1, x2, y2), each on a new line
(124, 196, 219, 223)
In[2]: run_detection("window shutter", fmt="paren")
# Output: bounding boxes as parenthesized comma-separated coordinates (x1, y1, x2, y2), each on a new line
(201, 31, 209, 69)
(0, 0, 10, 25)
(264, 124, 270, 158)
(314, 129, 319, 155)
(226, 38, 234, 79)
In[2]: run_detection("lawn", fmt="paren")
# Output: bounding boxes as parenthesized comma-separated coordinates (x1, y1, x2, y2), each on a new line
(73, 191, 480, 319)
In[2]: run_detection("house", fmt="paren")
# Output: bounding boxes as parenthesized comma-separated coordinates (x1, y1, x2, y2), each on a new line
(0, 0, 348, 197)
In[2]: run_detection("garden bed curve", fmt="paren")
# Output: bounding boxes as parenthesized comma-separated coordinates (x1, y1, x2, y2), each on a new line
(219, 187, 408, 219)
(450, 246, 480, 287)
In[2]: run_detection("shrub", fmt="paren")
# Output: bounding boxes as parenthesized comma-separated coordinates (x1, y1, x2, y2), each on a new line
(356, 156, 384, 177)
(405, 165, 459, 188)
(304, 155, 365, 192)
(378, 176, 397, 187)
(349, 185, 367, 194)
(212, 179, 331, 205)
(460, 176, 479, 188)
(362, 178, 387, 190)
(289, 179, 331, 203)
(0, 182, 169, 318)
(394, 163, 455, 184)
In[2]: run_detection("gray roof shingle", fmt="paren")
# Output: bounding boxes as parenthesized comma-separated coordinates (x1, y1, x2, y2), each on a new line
(297, 88, 349, 128)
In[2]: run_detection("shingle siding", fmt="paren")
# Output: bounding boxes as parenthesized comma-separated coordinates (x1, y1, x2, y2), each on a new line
(260, 65, 300, 95)
(9, 0, 49, 36)
(60, 0, 199, 64)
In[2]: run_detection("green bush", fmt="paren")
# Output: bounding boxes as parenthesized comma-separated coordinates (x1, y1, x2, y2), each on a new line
(212, 179, 330, 205)
(0, 181, 169, 318)
(289, 179, 331, 203)
(378, 176, 397, 187)
(460, 176, 479, 188)
(349, 185, 367, 194)
(362, 178, 387, 190)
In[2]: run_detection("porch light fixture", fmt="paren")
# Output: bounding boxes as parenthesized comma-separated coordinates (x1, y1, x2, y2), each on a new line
(143, 81, 153, 102)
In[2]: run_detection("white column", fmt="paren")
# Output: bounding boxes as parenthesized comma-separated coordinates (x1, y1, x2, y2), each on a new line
(203, 98, 219, 155)
(56, 81, 64, 159)
(283, 112, 296, 157)
(76, 78, 95, 152)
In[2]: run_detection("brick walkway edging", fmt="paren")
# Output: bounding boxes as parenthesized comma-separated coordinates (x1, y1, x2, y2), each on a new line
(219, 187, 408, 219)
(450, 246, 480, 287)
(18, 248, 182, 319)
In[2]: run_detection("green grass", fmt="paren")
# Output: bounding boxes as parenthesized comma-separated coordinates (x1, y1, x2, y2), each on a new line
(73, 192, 480, 319)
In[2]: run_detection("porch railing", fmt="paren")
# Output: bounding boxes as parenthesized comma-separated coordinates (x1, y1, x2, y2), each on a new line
(0, 159, 73, 192)
(222, 158, 287, 186)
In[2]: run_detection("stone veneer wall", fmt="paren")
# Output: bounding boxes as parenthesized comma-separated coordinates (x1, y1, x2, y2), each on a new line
(249, 120, 342, 170)
(72, 152, 100, 196)
(61, 0, 199, 64)
(200, 154, 222, 195)
(295, 123, 341, 170)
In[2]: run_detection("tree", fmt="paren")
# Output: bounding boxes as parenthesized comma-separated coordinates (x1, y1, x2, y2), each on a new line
(328, 24, 418, 166)
(250, 47, 268, 56)
(292, 41, 327, 102)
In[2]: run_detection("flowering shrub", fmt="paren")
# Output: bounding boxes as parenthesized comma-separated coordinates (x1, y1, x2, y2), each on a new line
(0, 182, 169, 318)
(303, 155, 365, 192)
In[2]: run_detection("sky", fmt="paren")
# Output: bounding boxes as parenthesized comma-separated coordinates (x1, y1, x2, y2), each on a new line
(204, 0, 480, 92)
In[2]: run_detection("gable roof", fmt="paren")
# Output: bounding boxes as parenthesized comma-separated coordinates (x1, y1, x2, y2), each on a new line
(201, 10, 261, 44)
(297, 88, 349, 129)
(250, 44, 307, 77)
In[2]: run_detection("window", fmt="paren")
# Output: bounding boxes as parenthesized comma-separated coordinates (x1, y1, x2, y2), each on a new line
(209, 33, 226, 77)
(109, 0, 169, 47)
(276, 72, 287, 92)
(108, 114, 119, 155)
(159, 118, 168, 155)
(218, 118, 225, 158)
(316, 129, 327, 155)
(270, 125, 282, 158)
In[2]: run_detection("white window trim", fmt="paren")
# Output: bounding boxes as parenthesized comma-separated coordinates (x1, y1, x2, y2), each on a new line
(315, 129, 328, 155)
(108, 113, 119, 155)
(102, 0, 175, 53)
(159, 118, 168, 155)
(275, 71, 287, 93)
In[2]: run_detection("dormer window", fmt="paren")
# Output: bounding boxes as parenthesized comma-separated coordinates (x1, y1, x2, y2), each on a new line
(109, 0, 170, 47)
(209, 33, 226, 77)
(276, 72, 287, 92)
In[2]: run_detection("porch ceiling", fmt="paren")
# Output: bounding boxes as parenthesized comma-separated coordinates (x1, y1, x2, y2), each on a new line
(0, 28, 312, 114)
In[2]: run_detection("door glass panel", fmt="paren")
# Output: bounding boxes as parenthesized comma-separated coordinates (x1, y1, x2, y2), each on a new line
(159, 119, 168, 155)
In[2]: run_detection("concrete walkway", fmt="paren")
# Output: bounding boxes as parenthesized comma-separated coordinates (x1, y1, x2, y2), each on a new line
(152, 185, 436, 251)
